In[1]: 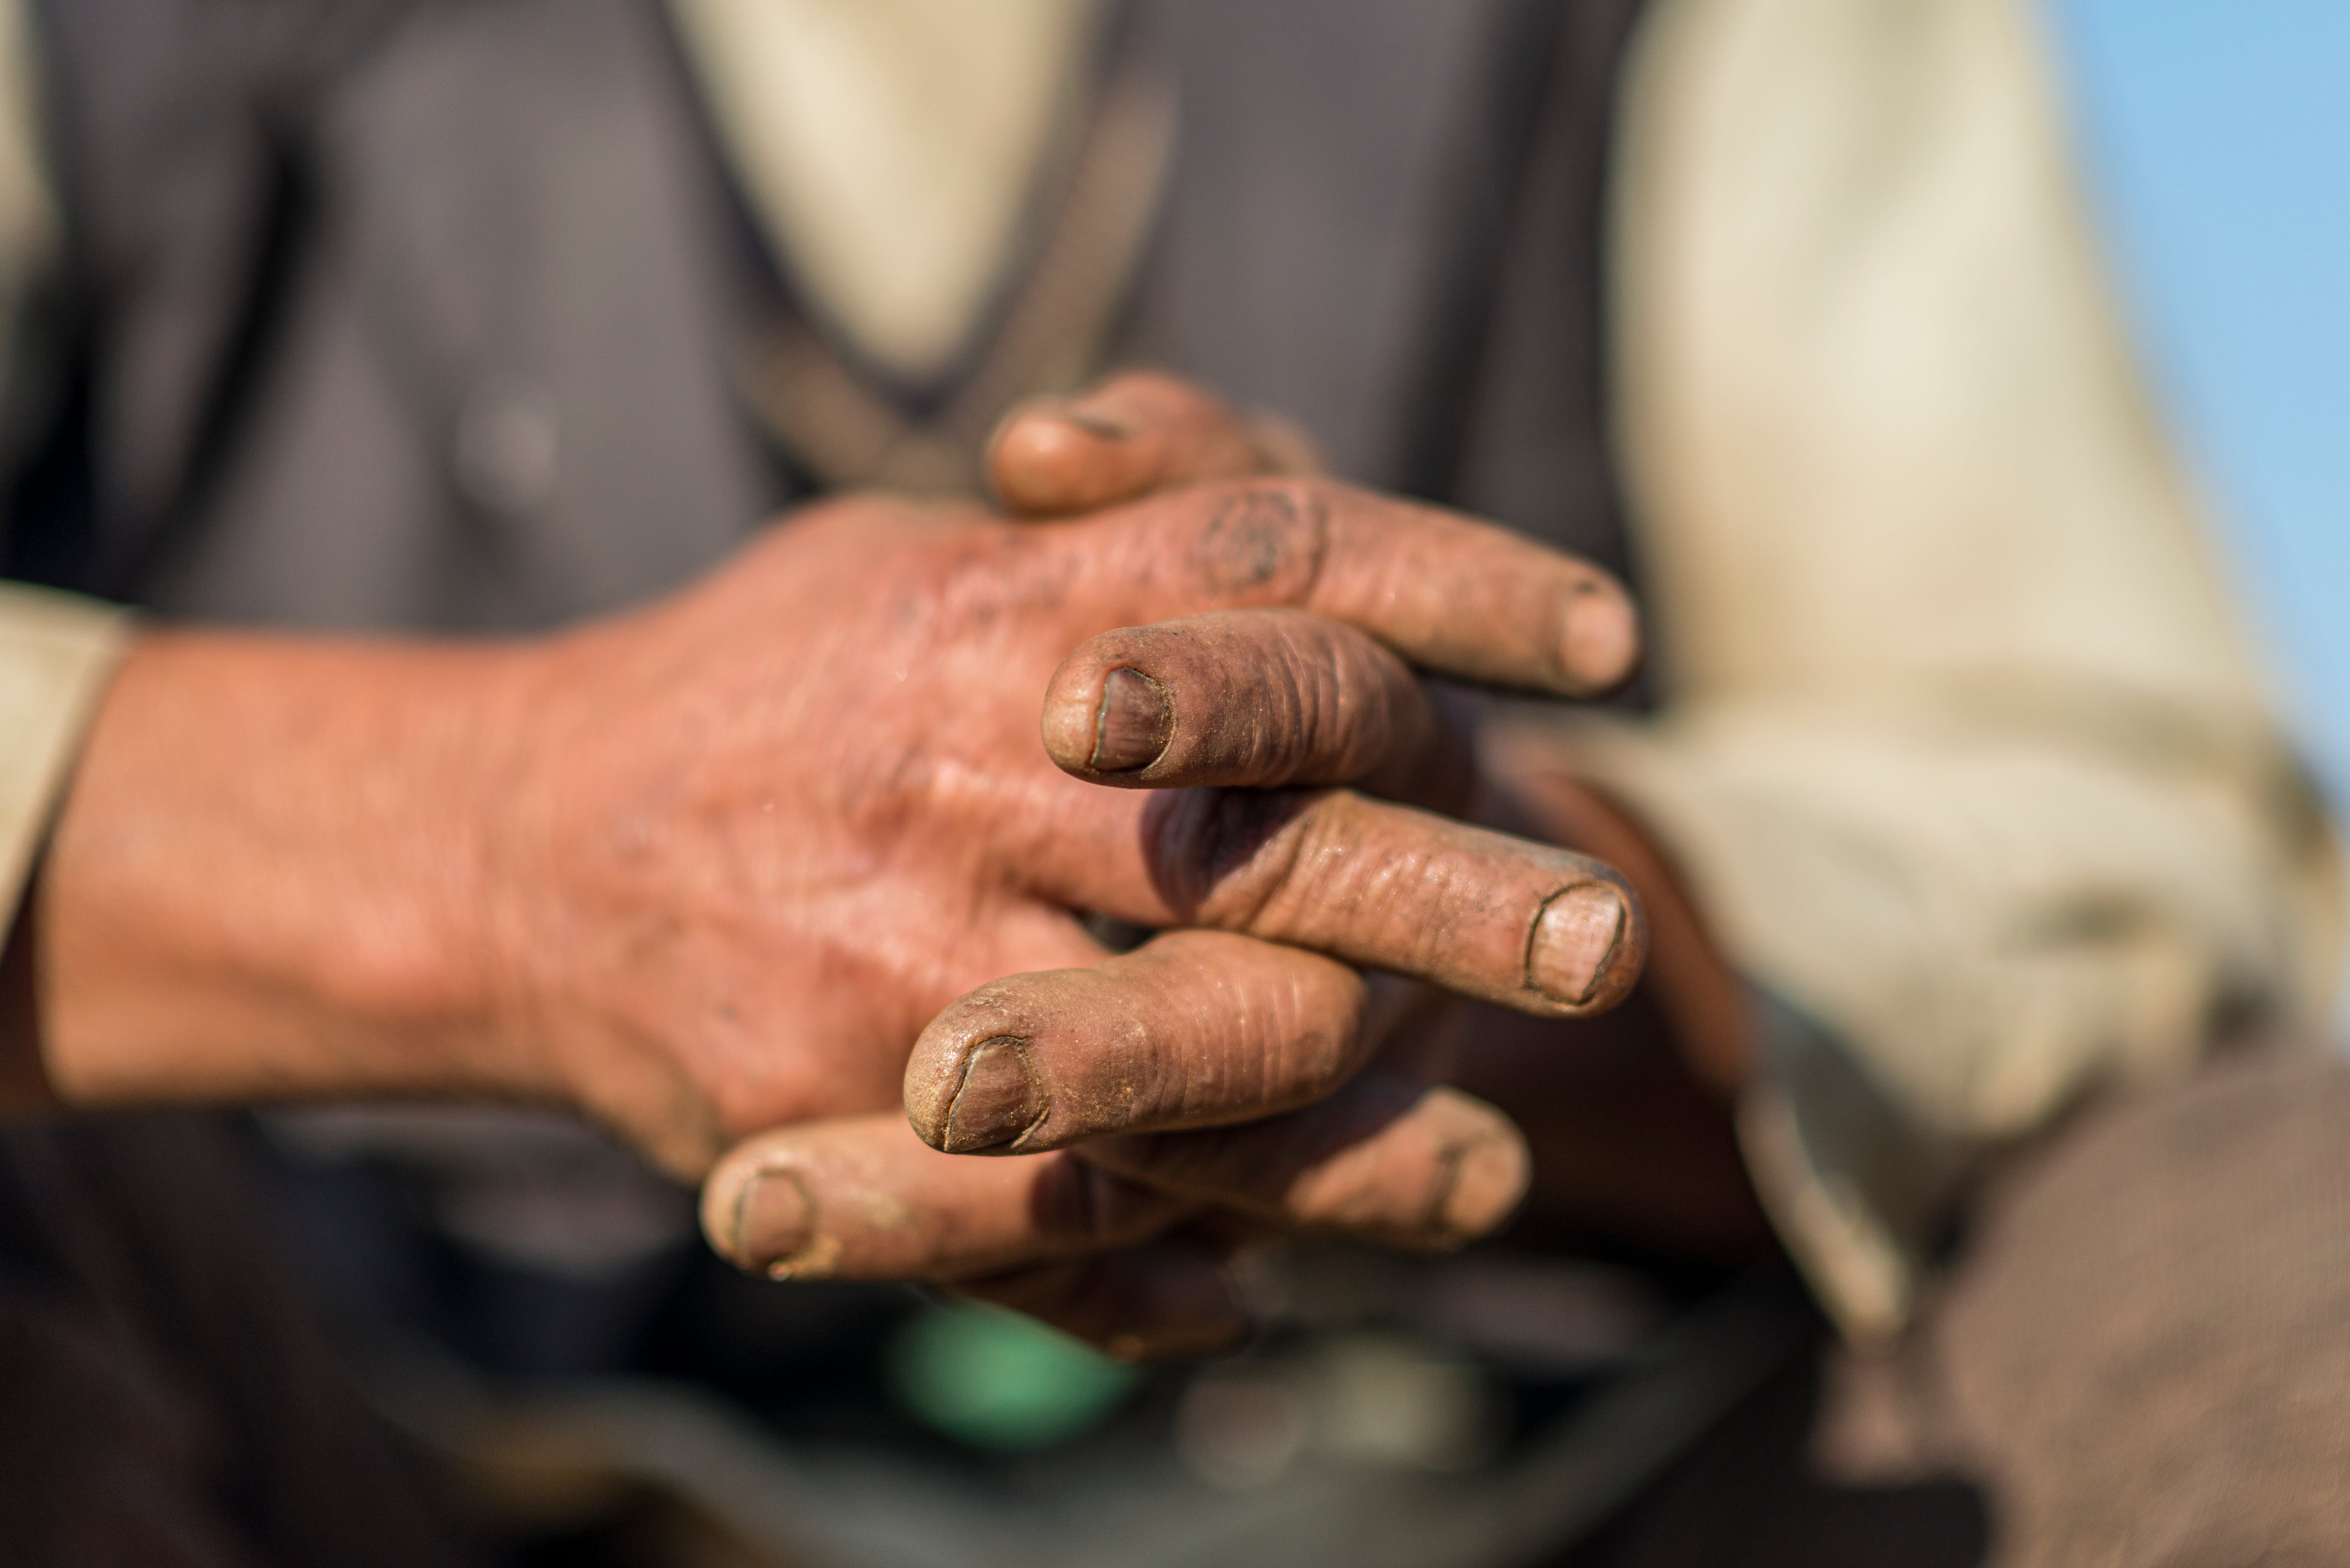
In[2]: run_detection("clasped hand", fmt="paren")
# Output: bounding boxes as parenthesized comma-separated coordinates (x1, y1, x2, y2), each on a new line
(27, 375, 1645, 1358)
(679, 376, 1646, 1354)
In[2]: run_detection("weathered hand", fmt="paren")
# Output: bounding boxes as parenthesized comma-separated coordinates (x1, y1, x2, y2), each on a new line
(999, 376, 1764, 1270)
(522, 471, 1636, 1153)
(693, 377, 1665, 1352)
(24, 390, 1645, 1354)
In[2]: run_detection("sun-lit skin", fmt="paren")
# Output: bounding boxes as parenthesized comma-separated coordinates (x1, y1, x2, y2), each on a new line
(707, 375, 1762, 1351)
(5, 369, 1757, 1356)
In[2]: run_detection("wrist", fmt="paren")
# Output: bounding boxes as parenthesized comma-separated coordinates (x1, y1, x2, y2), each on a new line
(31, 628, 548, 1108)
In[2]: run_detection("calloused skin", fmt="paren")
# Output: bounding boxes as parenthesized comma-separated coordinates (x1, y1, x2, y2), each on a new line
(0, 371, 1695, 1354)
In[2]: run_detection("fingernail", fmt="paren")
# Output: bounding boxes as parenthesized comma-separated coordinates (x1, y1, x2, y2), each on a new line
(1527, 882, 1627, 1008)
(943, 1036, 1044, 1153)
(733, 1168, 815, 1275)
(1561, 581, 1638, 694)
(1089, 668, 1173, 773)
(1439, 1136, 1531, 1242)
(1058, 404, 1135, 441)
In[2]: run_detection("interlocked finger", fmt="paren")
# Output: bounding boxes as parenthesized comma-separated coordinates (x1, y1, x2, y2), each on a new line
(701, 1089, 1526, 1292)
(989, 371, 1311, 519)
(700, 1112, 1194, 1283)
(1028, 787, 1642, 1019)
(1152, 788, 1642, 1016)
(1053, 478, 1639, 699)
(1040, 608, 1471, 809)
(903, 930, 1374, 1155)
(1079, 1080, 1529, 1252)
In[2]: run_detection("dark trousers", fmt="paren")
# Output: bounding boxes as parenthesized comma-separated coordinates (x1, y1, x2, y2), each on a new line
(7, 1047, 2348, 1568)
(0, 1114, 474, 1568)
(1571, 1046, 2350, 1568)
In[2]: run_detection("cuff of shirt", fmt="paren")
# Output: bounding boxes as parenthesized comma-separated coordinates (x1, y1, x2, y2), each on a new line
(1509, 697, 2340, 1340)
(0, 583, 129, 937)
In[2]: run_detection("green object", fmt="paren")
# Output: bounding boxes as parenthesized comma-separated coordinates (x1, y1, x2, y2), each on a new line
(887, 1300, 1141, 1451)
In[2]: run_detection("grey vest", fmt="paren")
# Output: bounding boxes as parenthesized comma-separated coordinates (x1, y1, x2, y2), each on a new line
(12, 0, 1643, 634)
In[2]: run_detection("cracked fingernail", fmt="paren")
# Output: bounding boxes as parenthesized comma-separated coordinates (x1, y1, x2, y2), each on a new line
(1527, 882, 1627, 1008)
(943, 1037, 1044, 1153)
(1090, 668, 1173, 772)
(733, 1168, 814, 1274)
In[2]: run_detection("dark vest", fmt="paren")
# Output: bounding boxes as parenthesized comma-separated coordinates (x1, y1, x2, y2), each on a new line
(0, 10, 1660, 1555)
(9, 0, 1645, 634)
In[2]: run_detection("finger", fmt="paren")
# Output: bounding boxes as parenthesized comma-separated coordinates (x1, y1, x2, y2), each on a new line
(1081, 1081, 1530, 1253)
(1030, 789, 1644, 1019)
(903, 929, 1373, 1155)
(988, 372, 1308, 519)
(1039, 608, 1471, 807)
(1056, 478, 1638, 698)
(1128, 788, 1645, 1019)
(700, 1112, 1195, 1282)
(952, 1242, 1249, 1362)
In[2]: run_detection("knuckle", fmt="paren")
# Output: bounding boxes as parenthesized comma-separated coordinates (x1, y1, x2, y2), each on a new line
(1317, 658, 1405, 780)
(1141, 787, 1314, 926)
(1189, 481, 1329, 604)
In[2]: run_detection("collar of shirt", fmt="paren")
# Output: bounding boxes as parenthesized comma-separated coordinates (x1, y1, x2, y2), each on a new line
(666, 0, 1104, 385)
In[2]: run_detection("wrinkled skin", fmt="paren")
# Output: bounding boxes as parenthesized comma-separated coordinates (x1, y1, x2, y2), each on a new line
(19, 372, 1660, 1352)
(701, 375, 1769, 1352)
(503, 477, 1641, 1166)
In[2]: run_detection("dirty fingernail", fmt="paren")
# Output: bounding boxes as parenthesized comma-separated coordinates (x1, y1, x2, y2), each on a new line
(1090, 668, 1174, 772)
(733, 1168, 815, 1274)
(1058, 404, 1135, 441)
(943, 1037, 1045, 1153)
(1526, 882, 1627, 1008)
(1439, 1136, 1532, 1243)
(1561, 580, 1639, 694)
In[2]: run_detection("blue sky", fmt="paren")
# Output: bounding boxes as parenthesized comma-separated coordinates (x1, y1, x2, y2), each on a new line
(2042, 0, 2350, 806)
